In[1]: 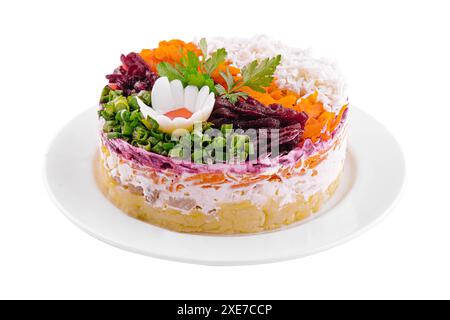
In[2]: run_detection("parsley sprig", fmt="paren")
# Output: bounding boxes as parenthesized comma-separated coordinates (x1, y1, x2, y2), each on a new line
(156, 39, 227, 93)
(198, 38, 227, 75)
(215, 55, 282, 104)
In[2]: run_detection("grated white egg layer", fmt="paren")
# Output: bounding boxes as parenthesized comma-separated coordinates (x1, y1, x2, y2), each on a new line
(206, 35, 347, 113)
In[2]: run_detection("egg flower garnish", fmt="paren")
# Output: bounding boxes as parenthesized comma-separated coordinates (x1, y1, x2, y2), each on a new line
(137, 76, 215, 134)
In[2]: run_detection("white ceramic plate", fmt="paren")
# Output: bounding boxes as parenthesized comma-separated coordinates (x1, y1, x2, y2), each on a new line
(45, 107, 405, 265)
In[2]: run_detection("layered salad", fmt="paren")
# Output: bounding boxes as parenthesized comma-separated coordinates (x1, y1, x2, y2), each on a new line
(95, 35, 349, 234)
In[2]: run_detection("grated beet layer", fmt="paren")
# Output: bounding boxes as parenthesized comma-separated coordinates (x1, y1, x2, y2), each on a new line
(209, 97, 309, 152)
(106, 53, 158, 96)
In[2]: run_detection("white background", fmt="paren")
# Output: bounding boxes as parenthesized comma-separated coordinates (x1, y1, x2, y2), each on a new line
(1, 0, 449, 299)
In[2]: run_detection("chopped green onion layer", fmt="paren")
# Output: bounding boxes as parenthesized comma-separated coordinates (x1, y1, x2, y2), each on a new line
(99, 88, 253, 164)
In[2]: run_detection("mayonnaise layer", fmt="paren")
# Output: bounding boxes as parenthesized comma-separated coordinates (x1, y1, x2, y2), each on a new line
(99, 123, 347, 215)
